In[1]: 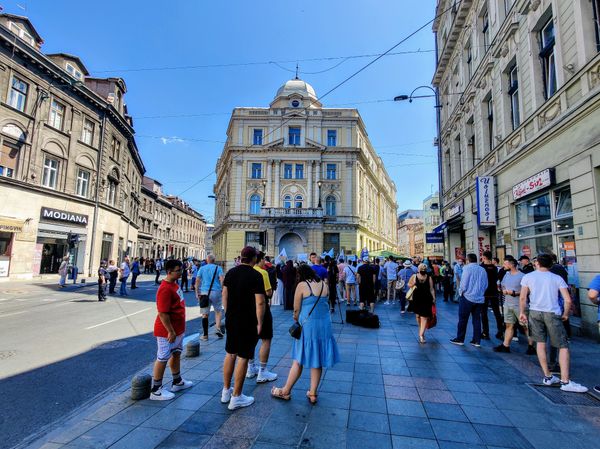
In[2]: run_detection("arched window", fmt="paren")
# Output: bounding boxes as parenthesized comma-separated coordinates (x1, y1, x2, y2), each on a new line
(295, 195, 303, 208)
(325, 195, 336, 216)
(249, 194, 261, 214)
(283, 195, 292, 209)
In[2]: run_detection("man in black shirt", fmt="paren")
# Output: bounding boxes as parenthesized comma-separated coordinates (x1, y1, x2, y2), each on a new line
(519, 255, 535, 274)
(481, 251, 503, 340)
(357, 257, 376, 313)
(221, 246, 266, 410)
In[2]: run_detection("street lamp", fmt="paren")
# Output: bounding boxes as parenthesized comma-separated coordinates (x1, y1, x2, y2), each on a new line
(317, 180, 322, 208)
(393, 85, 441, 109)
(261, 179, 267, 207)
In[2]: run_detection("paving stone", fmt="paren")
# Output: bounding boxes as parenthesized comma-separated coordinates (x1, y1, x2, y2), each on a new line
(202, 435, 253, 449)
(472, 424, 534, 449)
(355, 363, 382, 374)
(107, 403, 161, 426)
(108, 427, 171, 449)
(253, 443, 296, 449)
(391, 435, 439, 449)
(417, 388, 457, 404)
(140, 407, 195, 431)
(381, 365, 411, 376)
(190, 381, 224, 395)
(324, 370, 353, 382)
(70, 422, 135, 448)
(319, 380, 352, 394)
(409, 368, 442, 378)
(256, 417, 306, 446)
(216, 414, 265, 439)
(346, 429, 392, 449)
(413, 377, 447, 390)
(46, 420, 100, 444)
(316, 392, 351, 409)
(452, 392, 495, 407)
(155, 431, 211, 449)
(167, 393, 213, 411)
(460, 405, 509, 425)
(444, 380, 482, 393)
(384, 385, 420, 401)
(348, 410, 390, 434)
(383, 375, 415, 387)
(430, 419, 483, 444)
(308, 406, 349, 428)
(436, 442, 486, 449)
(178, 411, 229, 435)
(300, 422, 346, 449)
(352, 382, 386, 398)
(356, 355, 380, 365)
(388, 415, 434, 439)
(386, 399, 427, 417)
(350, 395, 386, 413)
(423, 402, 468, 422)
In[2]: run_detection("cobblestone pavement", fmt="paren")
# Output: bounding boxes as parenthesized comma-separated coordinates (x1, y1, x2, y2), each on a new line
(24, 298, 600, 449)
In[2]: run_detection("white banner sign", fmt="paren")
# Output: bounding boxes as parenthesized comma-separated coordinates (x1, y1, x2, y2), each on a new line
(512, 169, 554, 200)
(476, 176, 496, 227)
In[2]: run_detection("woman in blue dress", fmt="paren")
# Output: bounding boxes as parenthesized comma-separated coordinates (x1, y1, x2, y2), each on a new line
(271, 264, 340, 404)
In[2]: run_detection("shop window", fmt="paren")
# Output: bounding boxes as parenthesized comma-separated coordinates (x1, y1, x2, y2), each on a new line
(42, 157, 59, 189)
(249, 194, 261, 214)
(0, 143, 19, 178)
(0, 231, 13, 256)
(516, 193, 551, 227)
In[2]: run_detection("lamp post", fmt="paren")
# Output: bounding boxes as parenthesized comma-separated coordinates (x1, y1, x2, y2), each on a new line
(261, 179, 267, 207)
(317, 180, 322, 209)
(394, 84, 443, 216)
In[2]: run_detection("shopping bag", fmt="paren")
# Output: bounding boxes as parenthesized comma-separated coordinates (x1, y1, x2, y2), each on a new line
(427, 305, 437, 329)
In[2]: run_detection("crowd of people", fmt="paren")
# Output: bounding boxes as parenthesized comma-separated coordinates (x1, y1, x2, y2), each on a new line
(80, 245, 600, 407)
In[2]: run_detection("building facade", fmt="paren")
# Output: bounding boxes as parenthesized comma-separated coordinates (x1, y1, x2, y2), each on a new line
(397, 209, 424, 258)
(0, 14, 144, 280)
(139, 177, 207, 261)
(422, 192, 444, 260)
(212, 78, 398, 266)
(432, 0, 600, 335)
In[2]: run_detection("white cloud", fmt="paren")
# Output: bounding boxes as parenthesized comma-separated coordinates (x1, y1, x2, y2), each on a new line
(160, 136, 185, 145)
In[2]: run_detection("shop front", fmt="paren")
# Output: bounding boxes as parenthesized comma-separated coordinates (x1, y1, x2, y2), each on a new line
(0, 216, 25, 277)
(36, 207, 88, 275)
(438, 200, 466, 261)
(511, 169, 580, 317)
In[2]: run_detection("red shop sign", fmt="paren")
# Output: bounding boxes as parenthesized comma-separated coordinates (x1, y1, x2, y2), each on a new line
(512, 169, 555, 200)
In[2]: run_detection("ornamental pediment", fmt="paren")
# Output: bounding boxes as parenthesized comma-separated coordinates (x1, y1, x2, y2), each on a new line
(305, 138, 326, 150)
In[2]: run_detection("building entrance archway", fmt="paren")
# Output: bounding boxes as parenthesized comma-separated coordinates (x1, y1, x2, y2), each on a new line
(278, 232, 303, 259)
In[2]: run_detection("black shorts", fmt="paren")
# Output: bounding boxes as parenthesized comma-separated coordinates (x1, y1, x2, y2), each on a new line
(225, 323, 258, 359)
(258, 304, 273, 340)
(359, 286, 375, 304)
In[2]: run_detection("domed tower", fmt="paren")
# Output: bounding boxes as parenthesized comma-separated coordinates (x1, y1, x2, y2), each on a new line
(270, 77, 322, 109)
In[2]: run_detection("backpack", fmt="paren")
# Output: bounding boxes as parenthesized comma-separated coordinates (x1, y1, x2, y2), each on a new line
(267, 265, 278, 291)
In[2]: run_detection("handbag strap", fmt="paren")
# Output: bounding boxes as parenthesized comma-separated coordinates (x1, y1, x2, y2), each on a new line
(300, 282, 325, 325)
(207, 265, 218, 296)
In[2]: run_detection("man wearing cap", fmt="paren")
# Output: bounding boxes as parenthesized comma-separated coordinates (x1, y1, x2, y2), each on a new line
(357, 257, 376, 312)
(221, 246, 266, 410)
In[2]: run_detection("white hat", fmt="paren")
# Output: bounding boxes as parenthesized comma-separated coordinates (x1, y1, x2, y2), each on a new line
(403, 260, 412, 267)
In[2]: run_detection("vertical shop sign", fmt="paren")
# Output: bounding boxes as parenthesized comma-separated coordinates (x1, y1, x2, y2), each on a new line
(476, 176, 496, 226)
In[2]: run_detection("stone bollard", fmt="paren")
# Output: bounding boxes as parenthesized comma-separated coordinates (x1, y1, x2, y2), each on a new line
(186, 340, 200, 357)
(131, 374, 151, 400)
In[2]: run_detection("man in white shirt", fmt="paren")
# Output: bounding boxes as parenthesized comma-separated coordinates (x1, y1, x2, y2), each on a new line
(384, 257, 399, 305)
(519, 254, 587, 393)
(119, 256, 131, 296)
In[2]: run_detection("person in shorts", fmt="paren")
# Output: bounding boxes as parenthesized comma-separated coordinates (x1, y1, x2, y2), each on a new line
(196, 254, 224, 340)
(221, 246, 266, 410)
(493, 257, 535, 354)
(150, 259, 193, 400)
(246, 251, 278, 383)
(519, 254, 587, 393)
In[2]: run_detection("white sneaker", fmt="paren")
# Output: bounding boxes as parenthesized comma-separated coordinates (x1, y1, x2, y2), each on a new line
(512, 336, 519, 342)
(245, 364, 258, 379)
(384, 301, 390, 305)
(257, 369, 278, 383)
(543, 375, 561, 386)
(228, 393, 254, 410)
(150, 387, 175, 401)
(171, 379, 193, 392)
(220, 387, 233, 403)
(560, 381, 589, 393)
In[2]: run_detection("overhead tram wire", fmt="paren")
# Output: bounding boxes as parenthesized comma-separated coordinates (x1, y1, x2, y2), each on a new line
(176, 1, 460, 197)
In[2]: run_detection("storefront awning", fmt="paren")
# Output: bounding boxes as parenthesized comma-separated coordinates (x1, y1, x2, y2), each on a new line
(433, 221, 448, 234)
(0, 217, 25, 233)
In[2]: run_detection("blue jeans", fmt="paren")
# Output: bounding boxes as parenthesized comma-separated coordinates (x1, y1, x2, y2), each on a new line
(456, 295, 483, 343)
(120, 276, 129, 295)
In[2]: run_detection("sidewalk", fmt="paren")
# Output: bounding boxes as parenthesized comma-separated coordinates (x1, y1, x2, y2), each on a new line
(24, 298, 600, 449)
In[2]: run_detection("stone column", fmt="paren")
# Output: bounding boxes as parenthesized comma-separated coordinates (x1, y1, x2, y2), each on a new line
(274, 160, 281, 208)
(266, 160, 272, 207)
(235, 160, 243, 214)
(307, 161, 313, 208)
(345, 160, 353, 216)
(315, 162, 321, 207)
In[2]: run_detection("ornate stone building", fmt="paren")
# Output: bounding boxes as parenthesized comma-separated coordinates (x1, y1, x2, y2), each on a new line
(212, 78, 398, 266)
(397, 209, 424, 258)
(432, 0, 600, 335)
(0, 14, 144, 279)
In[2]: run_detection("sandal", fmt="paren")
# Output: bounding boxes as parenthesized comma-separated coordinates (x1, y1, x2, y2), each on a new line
(419, 335, 426, 344)
(306, 390, 318, 405)
(271, 386, 291, 401)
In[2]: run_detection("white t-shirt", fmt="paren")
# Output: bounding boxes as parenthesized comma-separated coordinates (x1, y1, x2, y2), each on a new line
(521, 270, 568, 315)
(344, 265, 357, 284)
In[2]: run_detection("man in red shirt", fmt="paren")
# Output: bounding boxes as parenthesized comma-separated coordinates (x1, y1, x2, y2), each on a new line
(150, 259, 193, 400)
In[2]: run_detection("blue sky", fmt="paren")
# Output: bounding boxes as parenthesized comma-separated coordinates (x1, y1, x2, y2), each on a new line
(6, 0, 438, 221)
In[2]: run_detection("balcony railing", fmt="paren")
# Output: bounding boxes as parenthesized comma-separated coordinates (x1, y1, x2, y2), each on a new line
(259, 207, 323, 218)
